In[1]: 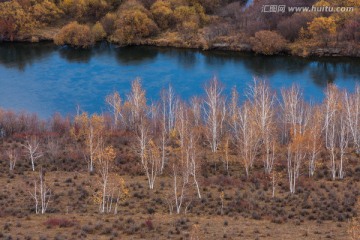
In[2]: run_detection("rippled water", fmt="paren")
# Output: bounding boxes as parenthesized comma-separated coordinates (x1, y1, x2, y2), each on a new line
(0, 42, 359, 118)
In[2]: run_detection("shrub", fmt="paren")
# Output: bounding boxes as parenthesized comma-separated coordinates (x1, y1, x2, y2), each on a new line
(197, 0, 223, 14)
(277, 13, 315, 41)
(0, 1, 34, 41)
(174, 6, 199, 27)
(44, 218, 75, 228)
(31, 0, 63, 25)
(112, 3, 158, 45)
(101, 13, 116, 35)
(60, 0, 87, 19)
(92, 22, 106, 41)
(54, 22, 95, 48)
(145, 218, 154, 230)
(250, 30, 287, 55)
(150, 0, 174, 30)
(60, 0, 112, 21)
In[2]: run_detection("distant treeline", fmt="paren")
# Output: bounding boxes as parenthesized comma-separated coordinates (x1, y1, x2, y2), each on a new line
(0, 0, 359, 56)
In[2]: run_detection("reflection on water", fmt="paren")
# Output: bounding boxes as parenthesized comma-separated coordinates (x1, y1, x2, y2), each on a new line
(0, 42, 359, 118)
(59, 47, 93, 63)
(115, 46, 158, 64)
(0, 42, 56, 70)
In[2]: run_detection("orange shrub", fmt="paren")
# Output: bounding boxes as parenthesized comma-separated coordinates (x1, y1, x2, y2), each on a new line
(250, 30, 287, 55)
(54, 21, 95, 48)
(112, 2, 159, 45)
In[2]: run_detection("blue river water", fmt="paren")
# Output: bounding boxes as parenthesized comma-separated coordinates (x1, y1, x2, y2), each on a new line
(0, 42, 359, 118)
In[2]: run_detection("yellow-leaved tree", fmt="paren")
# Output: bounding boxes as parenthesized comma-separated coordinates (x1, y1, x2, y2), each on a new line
(31, 0, 64, 25)
(308, 17, 337, 46)
(150, 0, 175, 30)
(111, 0, 158, 45)
(71, 112, 105, 172)
(95, 145, 128, 214)
(0, 1, 35, 41)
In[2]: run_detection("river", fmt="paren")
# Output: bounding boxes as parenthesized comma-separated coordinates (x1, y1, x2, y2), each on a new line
(0, 42, 359, 118)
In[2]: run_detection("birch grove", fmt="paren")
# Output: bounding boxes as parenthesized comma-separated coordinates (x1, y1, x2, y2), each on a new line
(99, 80, 360, 195)
(10, 76, 360, 218)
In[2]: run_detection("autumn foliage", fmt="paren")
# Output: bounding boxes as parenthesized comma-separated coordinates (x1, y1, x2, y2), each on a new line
(250, 30, 288, 55)
(54, 22, 95, 48)
(1, 0, 359, 56)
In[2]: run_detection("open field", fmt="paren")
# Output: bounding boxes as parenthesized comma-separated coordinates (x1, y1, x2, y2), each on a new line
(0, 168, 358, 239)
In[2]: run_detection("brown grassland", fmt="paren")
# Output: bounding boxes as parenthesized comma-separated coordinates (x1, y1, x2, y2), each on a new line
(0, 164, 358, 239)
(0, 79, 360, 239)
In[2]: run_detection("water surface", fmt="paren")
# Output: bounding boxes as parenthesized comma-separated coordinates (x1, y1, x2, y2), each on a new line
(0, 42, 359, 118)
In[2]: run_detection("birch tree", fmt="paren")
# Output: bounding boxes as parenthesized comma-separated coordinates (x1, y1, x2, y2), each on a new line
(136, 116, 149, 167)
(144, 139, 161, 189)
(93, 144, 129, 214)
(234, 101, 259, 177)
(171, 162, 191, 214)
(105, 91, 123, 127)
(281, 85, 310, 141)
(323, 85, 345, 180)
(29, 168, 51, 214)
(287, 132, 307, 194)
(230, 86, 239, 132)
(344, 85, 360, 153)
(136, 116, 161, 189)
(281, 85, 309, 193)
(307, 106, 323, 177)
(174, 100, 202, 198)
(324, 84, 339, 150)
(174, 100, 191, 184)
(187, 125, 202, 199)
(159, 90, 168, 173)
(248, 79, 276, 173)
(126, 78, 147, 130)
(71, 112, 105, 172)
(161, 84, 176, 132)
(23, 136, 42, 171)
(176, 101, 187, 152)
(97, 145, 115, 213)
(338, 112, 348, 179)
(7, 148, 18, 171)
(112, 177, 129, 215)
(221, 136, 231, 175)
(203, 77, 226, 164)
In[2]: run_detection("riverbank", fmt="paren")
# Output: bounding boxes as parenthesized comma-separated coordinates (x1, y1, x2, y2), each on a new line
(7, 27, 360, 58)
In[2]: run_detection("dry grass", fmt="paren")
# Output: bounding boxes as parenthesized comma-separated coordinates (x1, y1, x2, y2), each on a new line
(0, 170, 356, 239)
